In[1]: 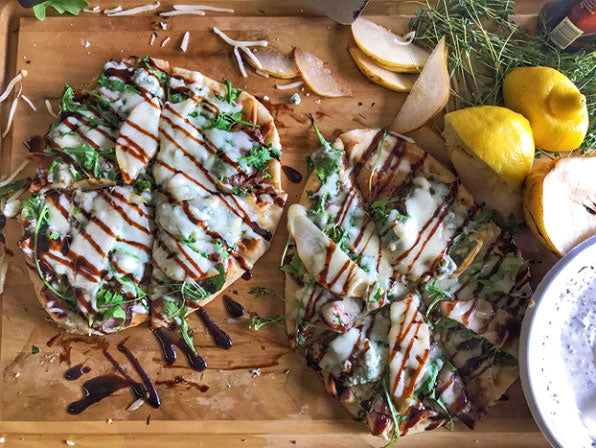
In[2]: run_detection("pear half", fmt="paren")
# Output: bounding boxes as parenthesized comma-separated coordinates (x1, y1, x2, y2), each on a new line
(524, 156, 596, 256)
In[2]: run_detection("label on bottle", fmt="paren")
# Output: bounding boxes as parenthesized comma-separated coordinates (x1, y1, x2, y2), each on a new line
(550, 16, 585, 48)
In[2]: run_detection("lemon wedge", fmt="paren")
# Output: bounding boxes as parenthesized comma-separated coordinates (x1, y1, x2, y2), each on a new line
(444, 106, 535, 220)
(503, 66, 588, 152)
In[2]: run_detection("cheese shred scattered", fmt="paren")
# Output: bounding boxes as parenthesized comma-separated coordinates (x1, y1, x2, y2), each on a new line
(45, 99, 58, 118)
(103, 5, 122, 14)
(180, 31, 190, 52)
(233, 46, 247, 78)
(172, 4, 235, 13)
(161, 36, 171, 48)
(0, 70, 27, 104)
(21, 94, 36, 111)
(255, 69, 269, 78)
(2, 85, 21, 138)
(275, 80, 304, 90)
(239, 46, 262, 69)
(159, 10, 204, 17)
(390, 131, 416, 143)
(105, 2, 160, 16)
(149, 32, 157, 46)
(0, 159, 29, 188)
(83, 6, 101, 13)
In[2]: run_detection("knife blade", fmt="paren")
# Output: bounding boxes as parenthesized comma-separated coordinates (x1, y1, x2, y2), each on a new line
(305, 0, 371, 25)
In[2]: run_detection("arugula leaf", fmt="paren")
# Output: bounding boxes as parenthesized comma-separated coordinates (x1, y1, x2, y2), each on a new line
(133, 171, 155, 193)
(31, 345, 40, 354)
(239, 144, 279, 172)
(207, 263, 226, 292)
(249, 287, 286, 302)
(214, 240, 231, 260)
(33, 0, 88, 21)
(141, 56, 168, 85)
(306, 190, 329, 217)
(97, 73, 139, 94)
(209, 110, 259, 132)
(280, 254, 305, 279)
(231, 186, 248, 197)
(60, 84, 79, 114)
(215, 79, 241, 104)
(170, 91, 189, 103)
(415, 358, 443, 398)
(369, 197, 408, 225)
(249, 312, 286, 331)
(324, 225, 350, 254)
(381, 373, 407, 448)
(46, 229, 59, 240)
(312, 154, 342, 185)
(48, 144, 116, 179)
(20, 195, 43, 220)
(178, 307, 195, 352)
(423, 280, 452, 316)
(0, 178, 29, 198)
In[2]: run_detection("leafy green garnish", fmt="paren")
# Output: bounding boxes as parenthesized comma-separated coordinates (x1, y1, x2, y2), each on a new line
(249, 312, 286, 331)
(215, 79, 241, 104)
(33, 0, 88, 21)
(20, 195, 43, 220)
(369, 197, 408, 225)
(249, 287, 286, 302)
(31, 345, 40, 354)
(423, 280, 452, 315)
(141, 56, 168, 85)
(210, 110, 259, 132)
(97, 73, 139, 94)
(170, 92, 189, 103)
(324, 225, 350, 254)
(280, 254, 304, 279)
(60, 84, 78, 114)
(306, 190, 329, 217)
(47, 144, 116, 179)
(381, 373, 407, 448)
(415, 358, 443, 398)
(214, 240, 231, 260)
(133, 171, 155, 193)
(239, 144, 280, 172)
(231, 186, 248, 197)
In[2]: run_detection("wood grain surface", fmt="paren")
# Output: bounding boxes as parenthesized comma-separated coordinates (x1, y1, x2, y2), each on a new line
(0, 2, 554, 447)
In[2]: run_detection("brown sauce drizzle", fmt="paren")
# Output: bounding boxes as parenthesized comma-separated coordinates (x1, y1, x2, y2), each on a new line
(64, 364, 91, 381)
(117, 340, 160, 408)
(241, 270, 252, 280)
(196, 308, 232, 350)
(24, 135, 47, 153)
(152, 327, 207, 371)
(223, 295, 245, 318)
(67, 375, 136, 415)
(281, 165, 302, 183)
(155, 376, 209, 392)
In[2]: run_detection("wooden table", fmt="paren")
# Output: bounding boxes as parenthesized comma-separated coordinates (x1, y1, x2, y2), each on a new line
(0, 1, 553, 447)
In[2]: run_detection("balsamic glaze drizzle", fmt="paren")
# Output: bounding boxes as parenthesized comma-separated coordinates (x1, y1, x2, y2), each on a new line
(196, 308, 232, 350)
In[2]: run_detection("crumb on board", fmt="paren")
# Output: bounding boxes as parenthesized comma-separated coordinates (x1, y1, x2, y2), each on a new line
(249, 368, 260, 377)
(65, 441, 75, 446)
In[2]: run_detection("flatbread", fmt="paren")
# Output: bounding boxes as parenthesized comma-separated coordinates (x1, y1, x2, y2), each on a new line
(18, 57, 286, 337)
(283, 128, 531, 438)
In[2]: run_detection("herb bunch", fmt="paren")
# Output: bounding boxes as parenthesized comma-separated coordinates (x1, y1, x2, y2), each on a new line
(410, 0, 596, 154)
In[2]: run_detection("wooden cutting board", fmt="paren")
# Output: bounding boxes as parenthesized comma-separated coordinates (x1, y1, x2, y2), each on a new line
(0, 14, 555, 447)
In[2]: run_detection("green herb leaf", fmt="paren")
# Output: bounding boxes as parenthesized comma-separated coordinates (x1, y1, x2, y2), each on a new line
(423, 280, 452, 316)
(370, 197, 408, 225)
(249, 312, 286, 331)
(217, 79, 241, 104)
(249, 286, 286, 302)
(239, 144, 278, 172)
(31, 345, 40, 354)
(97, 73, 139, 94)
(33, 0, 88, 21)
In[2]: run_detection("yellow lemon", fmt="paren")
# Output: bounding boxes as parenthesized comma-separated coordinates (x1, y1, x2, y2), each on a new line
(444, 106, 534, 188)
(503, 66, 588, 152)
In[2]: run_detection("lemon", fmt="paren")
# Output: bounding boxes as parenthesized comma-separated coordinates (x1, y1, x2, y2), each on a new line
(444, 106, 534, 188)
(503, 66, 588, 152)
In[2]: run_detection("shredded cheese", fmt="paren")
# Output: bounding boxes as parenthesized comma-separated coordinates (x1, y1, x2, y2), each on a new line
(239, 46, 262, 69)
(255, 69, 269, 78)
(394, 31, 416, 46)
(149, 32, 157, 45)
(390, 131, 416, 143)
(275, 80, 304, 90)
(103, 5, 123, 14)
(161, 36, 171, 47)
(106, 2, 160, 16)
(233, 46, 247, 78)
(45, 99, 58, 118)
(0, 258, 7, 296)
(2, 85, 21, 138)
(0, 70, 26, 104)
(3, 188, 25, 218)
(0, 160, 29, 188)
(212, 27, 267, 48)
(172, 4, 235, 13)
(159, 21, 167, 30)
(83, 6, 101, 13)
(159, 10, 205, 17)
(21, 94, 36, 111)
(127, 398, 145, 411)
(180, 31, 190, 52)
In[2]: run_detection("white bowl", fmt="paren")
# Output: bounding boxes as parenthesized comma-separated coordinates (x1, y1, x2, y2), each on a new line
(520, 235, 596, 448)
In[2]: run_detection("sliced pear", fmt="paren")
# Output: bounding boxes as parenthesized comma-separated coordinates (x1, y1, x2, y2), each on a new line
(294, 48, 352, 98)
(448, 146, 524, 221)
(348, 45, 416, 92)
(391, 37, 450, 134)
(405, 125, 451, 168)
(351, 18, 429, 73)
(245, 47, 298, 79)
(524, 156, 596, 256)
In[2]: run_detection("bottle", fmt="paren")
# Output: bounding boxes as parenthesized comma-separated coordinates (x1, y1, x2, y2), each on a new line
(540, 0, 596, 50)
